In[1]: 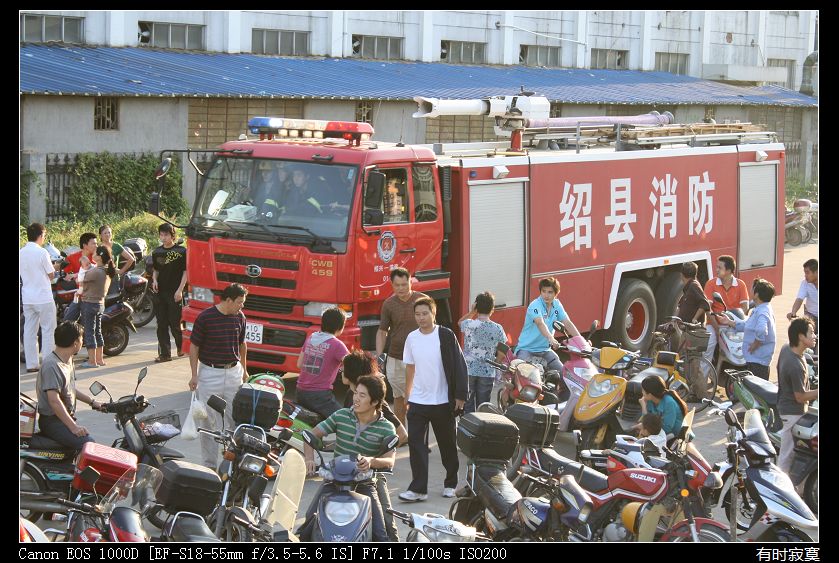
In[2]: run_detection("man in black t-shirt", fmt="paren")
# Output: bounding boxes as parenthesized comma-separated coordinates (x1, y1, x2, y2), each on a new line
(151, 224, 187, 362)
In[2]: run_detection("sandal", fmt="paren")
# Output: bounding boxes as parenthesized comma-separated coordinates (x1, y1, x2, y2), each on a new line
(154, 356, 173, 363)
(79, 362, 98, 369)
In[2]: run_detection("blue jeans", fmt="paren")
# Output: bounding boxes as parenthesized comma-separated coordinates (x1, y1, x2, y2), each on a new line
(38, 414, 95, 450)
(80, 302, 104, 348)
(63, 301, 81, 322)
(517, 349, 563, 372)
(296, 389, 342, 419)
(465, 376, 494, 414)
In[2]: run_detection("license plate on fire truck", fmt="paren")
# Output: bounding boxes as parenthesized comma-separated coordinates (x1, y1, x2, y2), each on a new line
(244, 322, 263, 344)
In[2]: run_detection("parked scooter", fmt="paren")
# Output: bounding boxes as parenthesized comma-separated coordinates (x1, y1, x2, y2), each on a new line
(300, 429, 399, 542)
(702, 398, 817, 541)
(789, 399, 818, 514)
(388, 509, 490, 542)
(721, 369, 782, 451)
(484, 354, 560, 413)
(785, 199, 816, 246)
(709, 292, 747, 395)
(122, 238, 156, 327)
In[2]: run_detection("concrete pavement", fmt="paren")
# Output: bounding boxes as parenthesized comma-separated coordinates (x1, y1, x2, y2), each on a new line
(20, 239, 818, 540)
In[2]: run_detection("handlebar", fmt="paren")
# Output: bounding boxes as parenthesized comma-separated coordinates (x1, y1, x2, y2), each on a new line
(58, 498, 96, 513)
(386, 508, 412, 524)
(484, 359, 509, 371)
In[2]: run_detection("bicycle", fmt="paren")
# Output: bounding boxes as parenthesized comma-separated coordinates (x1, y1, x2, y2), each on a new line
(647, 316, 718, 402)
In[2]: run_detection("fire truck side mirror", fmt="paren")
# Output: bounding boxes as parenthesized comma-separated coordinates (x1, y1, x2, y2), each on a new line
(365, 171, 386, 209)
(149, 193, 161, 216)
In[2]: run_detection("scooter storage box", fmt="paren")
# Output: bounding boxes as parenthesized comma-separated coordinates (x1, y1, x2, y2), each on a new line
(505, 404, 559, 447)
(123, 238, 148, 263)
(233, 384, 281, 429)
(72, 442, 138, 494)
(158, 460, 223, 516)
(457, 412, 519, 461)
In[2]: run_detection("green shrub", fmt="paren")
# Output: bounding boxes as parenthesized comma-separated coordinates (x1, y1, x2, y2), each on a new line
(785, 174, 818, 207)
(20, 212, 179, 251)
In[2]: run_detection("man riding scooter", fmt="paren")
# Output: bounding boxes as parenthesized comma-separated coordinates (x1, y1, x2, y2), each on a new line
(297, 376, 396, 542)
(703, 255, 749, 384)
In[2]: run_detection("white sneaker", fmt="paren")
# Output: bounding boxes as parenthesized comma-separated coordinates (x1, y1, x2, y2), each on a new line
(398, 490, 428, 502)
(441, 487, 456, 498)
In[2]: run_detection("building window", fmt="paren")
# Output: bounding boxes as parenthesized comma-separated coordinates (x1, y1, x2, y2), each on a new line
(520, 45, 561, 68)
(356, 101, 374, 125)
(252, 29, 309, 56)
(767, 58, 797, 89)
(351, 35, 402, 60)
(139, 21, 204, 50)
(441, 40, 486, 64)
(550, 103, 562, 118)
(655, 52, 689, 75)
(591, 48, 629, 70)
(94, 97, 119, 131)
(21, 14, 83, 43)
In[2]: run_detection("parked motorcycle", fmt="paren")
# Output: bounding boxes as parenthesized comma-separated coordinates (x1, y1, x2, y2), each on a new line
(789, 399, 818, 514)
(484, 354, 560, 413)
(300, 429, 399, 542)
(388, 509, 490, 542)
(721, 369, 782, 451)
(153, 460, 223, 542)
(702, 399, 817, 541)
(710, 293, 747, 394)
(785, 199, 817, 246)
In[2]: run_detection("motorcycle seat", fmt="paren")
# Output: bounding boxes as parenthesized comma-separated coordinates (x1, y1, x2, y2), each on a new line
(743, 375, 778, 405)
(169, 514, 221, 542)
(474, 464, 522, 520)
(536, 448, 609, 492)
(638, 366, 670, 381)
(26, 433, 77, 454)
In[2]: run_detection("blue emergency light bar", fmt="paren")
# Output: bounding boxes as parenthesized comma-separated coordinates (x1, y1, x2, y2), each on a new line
(247, 117, 374, 145)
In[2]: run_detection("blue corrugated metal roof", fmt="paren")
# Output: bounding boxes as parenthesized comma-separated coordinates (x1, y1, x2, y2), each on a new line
(20, 44, 818, 107)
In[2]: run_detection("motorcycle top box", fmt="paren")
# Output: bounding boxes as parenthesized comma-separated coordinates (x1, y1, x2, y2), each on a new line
(457, 412, 519, 461)
(157, 459, 223, 517)
(73, 442, 138, 494)
(232, 384, 282, 430)
(505, 403, 559, 447)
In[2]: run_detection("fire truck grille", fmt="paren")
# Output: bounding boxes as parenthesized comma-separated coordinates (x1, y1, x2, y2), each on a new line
(247, 351, 288, 366)
(219, 293, 303, 315)
(217, 273, 296, 290)
(262, 328, 307, 348)
(214, 254, 299, 271)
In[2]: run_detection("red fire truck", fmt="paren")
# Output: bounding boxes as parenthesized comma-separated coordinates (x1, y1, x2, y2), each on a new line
(152, 94, 785, 374)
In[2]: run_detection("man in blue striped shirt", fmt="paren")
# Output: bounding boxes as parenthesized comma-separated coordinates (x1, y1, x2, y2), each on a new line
(300, 376, 396, 541)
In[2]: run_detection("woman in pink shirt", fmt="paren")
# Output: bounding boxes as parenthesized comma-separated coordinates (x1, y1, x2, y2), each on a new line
(295, 308, 349, 418)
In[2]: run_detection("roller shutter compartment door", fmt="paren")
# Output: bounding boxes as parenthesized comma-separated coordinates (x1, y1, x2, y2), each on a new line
(738, 164, 777, 270)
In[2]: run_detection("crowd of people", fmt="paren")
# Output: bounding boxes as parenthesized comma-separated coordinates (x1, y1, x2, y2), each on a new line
(21, 221, 818, 538)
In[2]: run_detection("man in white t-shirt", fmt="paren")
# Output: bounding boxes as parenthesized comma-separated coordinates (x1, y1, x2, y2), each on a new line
(20, 223, 58, 372)
(398, 297, 467, 502)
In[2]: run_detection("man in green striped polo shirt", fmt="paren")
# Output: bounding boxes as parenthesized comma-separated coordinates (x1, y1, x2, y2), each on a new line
(299, 376, 396, 541)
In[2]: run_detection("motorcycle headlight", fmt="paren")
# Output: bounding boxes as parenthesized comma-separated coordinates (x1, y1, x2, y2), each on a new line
(304, 302, 338, 317)
(239, 453, 266, 474)
(422, 526, 462, 542)
(190, 286, 214, 303)
(324, 500, 361, 526)
(519, 385, 539, 402)
(587, 379, 619, 398)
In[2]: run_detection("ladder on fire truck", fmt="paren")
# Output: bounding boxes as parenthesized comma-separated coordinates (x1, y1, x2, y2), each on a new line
(413, 94, 777, 155)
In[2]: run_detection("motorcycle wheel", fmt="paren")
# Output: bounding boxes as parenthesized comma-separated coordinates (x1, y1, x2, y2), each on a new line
(664, 524, 730, 542)
(804, 469, 818, 514)
(20, 464, 47, 523)
(131, 293, 155, 328)
(103, 324, 130, 356)
(723, 487, 758, 532)
(786, 227, 803, 246)
(760, 523, 813, 542)
(801, 226, 812, 243)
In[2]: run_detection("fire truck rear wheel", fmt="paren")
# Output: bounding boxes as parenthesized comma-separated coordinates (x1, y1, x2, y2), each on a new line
(609, 279, 656, 352)
(654, 271, 683, 326)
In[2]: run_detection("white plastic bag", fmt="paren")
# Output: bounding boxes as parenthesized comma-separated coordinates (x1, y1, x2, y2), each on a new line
(191, 392, 209, 421)
(180, 392, 205, 441)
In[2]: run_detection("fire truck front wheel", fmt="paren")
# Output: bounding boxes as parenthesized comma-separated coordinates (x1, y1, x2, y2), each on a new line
(609, 278, 656, 353)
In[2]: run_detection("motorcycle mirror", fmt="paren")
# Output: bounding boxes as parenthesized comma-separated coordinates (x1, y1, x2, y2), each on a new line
(553, 320, 566, 334)
(301, 430, 324, 451)
(381, 434, 399, 454)
(133, 367, 148, 397)
(724, 409, 739, 428)
(207, 394, 227, 415)
(712, 292, 724, 305)
(589, 320, 599, 333)
(80, 466, 101, 486)
(155, 157, 172, 181)
(89, 381, 105, 396)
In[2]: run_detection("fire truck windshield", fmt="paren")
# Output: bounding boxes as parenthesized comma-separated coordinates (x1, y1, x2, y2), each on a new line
(192, 158, 358, 242)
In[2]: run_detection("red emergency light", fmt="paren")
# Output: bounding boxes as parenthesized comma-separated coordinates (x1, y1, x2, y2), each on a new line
(247, 117, 374, 145)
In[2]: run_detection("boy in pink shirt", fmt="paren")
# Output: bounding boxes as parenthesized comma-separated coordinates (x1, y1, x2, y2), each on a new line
(295, 308, 349, 418)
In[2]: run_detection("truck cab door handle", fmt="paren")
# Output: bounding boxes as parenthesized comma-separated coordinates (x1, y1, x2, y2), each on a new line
(400, 248, 417, 254)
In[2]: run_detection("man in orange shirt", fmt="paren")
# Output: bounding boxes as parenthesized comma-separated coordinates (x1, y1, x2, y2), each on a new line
(702, 255, 750, 370)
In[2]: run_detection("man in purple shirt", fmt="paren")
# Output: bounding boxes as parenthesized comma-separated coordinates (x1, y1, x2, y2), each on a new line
(188, 283, 249, 469)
